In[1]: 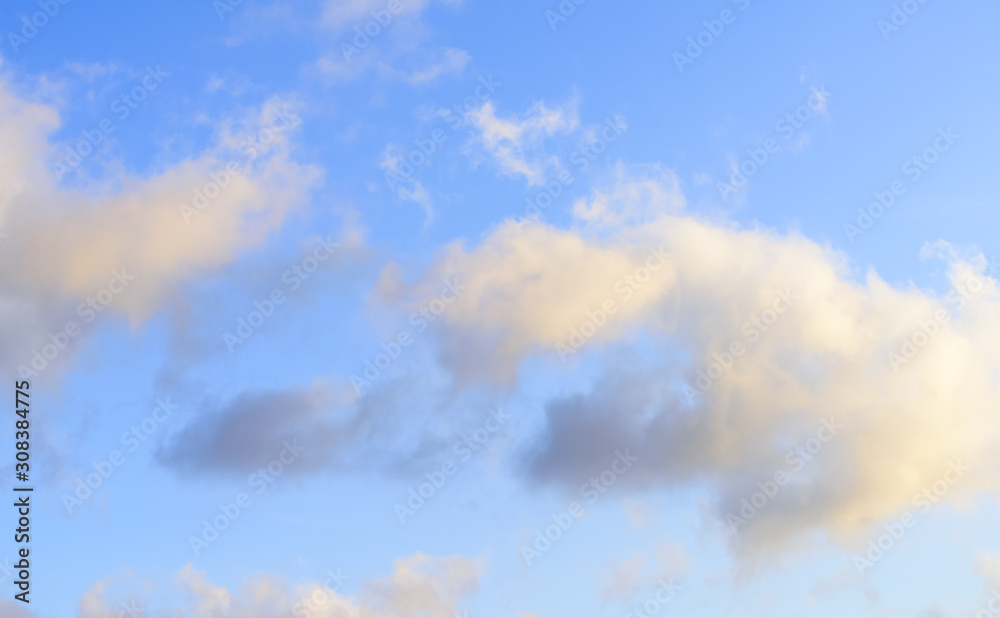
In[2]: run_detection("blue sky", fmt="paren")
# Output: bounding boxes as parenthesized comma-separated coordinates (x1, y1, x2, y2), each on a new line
(1, 0, 1000, 616)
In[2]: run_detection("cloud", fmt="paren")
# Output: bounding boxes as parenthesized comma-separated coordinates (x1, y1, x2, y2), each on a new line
(156, 384, 345, 477)
(313, 0, 468, 86)
(314, 45, 470, 86)
(155, 373, 480, 479)
(0, 72, 321, 379)
(78, 553, 481, 618)
(1, 86, 319, 321)
(322, 0, 460, 29)
(380, 143, 435, 223)
(464, 98, 579, 186)
(374, 217, 674, 384)
(572, 162, 685, 227)
(390, 47, 470, 85)
(378, 164, 1000, 563)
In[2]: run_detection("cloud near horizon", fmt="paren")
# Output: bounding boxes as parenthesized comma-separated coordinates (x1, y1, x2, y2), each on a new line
(76, 553, 482, 618)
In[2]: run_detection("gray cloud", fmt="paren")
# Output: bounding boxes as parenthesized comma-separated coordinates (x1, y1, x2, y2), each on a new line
(157, 385, 353, 477)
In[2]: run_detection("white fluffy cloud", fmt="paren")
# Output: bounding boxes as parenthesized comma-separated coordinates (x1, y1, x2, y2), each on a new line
(378, 165, 1000, 560)
(78, 553, 481, 618)
(464, 99, 580, 186)
(0, 73, 321, 378)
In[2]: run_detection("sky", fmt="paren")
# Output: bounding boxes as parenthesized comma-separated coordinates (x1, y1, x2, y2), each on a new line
(1, 0, 999, 616)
